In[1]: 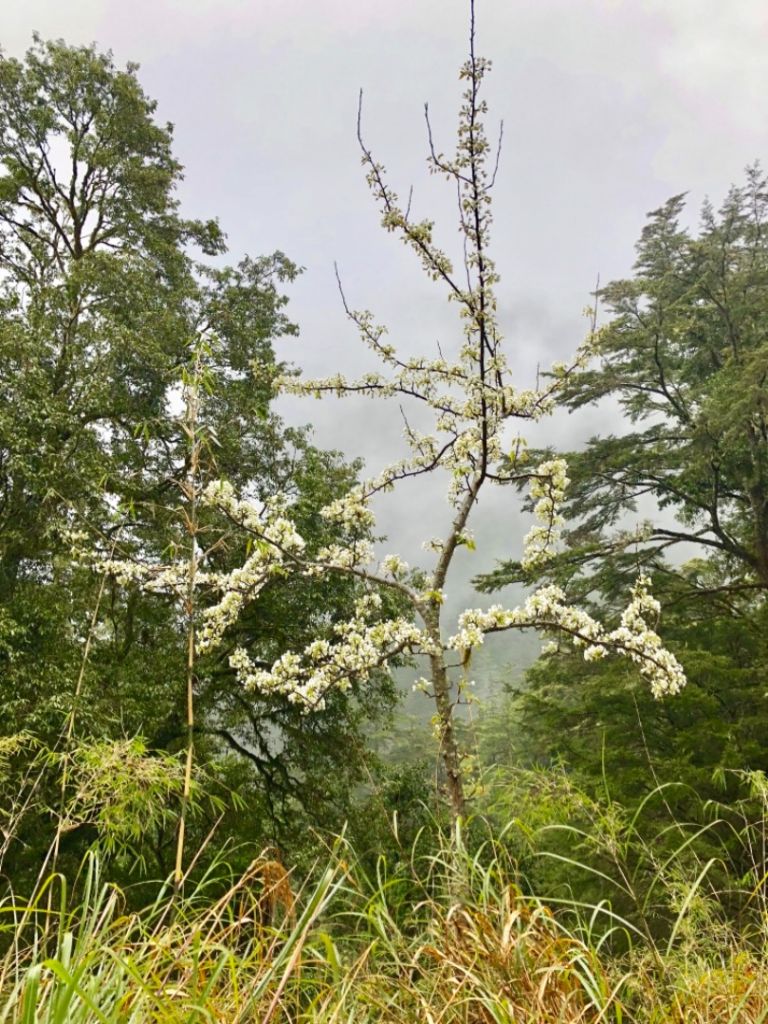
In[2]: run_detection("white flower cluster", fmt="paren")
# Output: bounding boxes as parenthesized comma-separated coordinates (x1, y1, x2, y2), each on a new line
(81, 477, 425, 708)
(197, 481, 309, 654)
(423, 538, 445, 553)
(521, 458, 569, 571)
(201, 481, 305, 557)
(82, 482, 311, 660)
(275, 222, 578, 509)
(313, 539, 376, 572)
(66, 527, 183, 593)
(87, 557, 190, 596)
(196, 552, 273, 655)
(603, 575, 686, 698)
(381, 553, 409, 579)
(449, 575, 685, 699)
(320, 488, 376, 531)
(228, 592, 425, 711)
(277, 308, 582, 511)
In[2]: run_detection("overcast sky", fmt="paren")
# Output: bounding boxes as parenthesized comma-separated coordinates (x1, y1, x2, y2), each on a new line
(3, 0, 768, 650)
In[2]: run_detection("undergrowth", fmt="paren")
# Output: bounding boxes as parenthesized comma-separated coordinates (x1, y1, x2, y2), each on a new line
(4, 771, 768, 1023)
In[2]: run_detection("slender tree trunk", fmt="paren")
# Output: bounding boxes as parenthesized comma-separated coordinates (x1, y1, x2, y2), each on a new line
(430, 650, 466, 820)
(174, 358, 201, 894)
(423, 600, 466, 820)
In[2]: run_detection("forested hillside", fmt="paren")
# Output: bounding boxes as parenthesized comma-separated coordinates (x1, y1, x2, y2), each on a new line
(2, 7, 768, 1021)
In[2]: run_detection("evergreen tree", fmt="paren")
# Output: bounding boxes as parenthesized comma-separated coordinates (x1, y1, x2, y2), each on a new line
(479, 169, 768, 806)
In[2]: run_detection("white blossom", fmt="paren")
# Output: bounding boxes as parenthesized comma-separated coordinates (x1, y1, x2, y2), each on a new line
(448, 575, 685, 700)
(521, 458, 569, 571)
(229, 603, 425, 712)
(320, 488, 376, 531)
(381, 553, 409, 578)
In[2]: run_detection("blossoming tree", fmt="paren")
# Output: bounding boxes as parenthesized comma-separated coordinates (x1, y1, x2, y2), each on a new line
(92, 4, 685, 822)
(210, 8, 685, 819)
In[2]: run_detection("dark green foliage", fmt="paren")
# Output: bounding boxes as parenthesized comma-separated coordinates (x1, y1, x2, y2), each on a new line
(483, 166, 768, 602)
(477, 169, 768, 831)
(0, 37, 398, 884)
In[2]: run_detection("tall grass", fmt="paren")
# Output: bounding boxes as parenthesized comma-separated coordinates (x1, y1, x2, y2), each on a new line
(4, 772, 768, 1022)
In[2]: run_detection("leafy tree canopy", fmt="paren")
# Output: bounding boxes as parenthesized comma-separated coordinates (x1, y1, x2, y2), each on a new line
(478, 168, 768, 816)
(0, 37, 399, 880)
(482, 166, 768, 604)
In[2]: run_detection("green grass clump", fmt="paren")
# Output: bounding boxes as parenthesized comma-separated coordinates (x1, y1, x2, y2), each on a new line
(5, 777, 768, 1023)
(0, 834, 619, 1024)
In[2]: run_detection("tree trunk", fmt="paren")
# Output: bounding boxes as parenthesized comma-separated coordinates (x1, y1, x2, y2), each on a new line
(429, 650, 466, 820)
